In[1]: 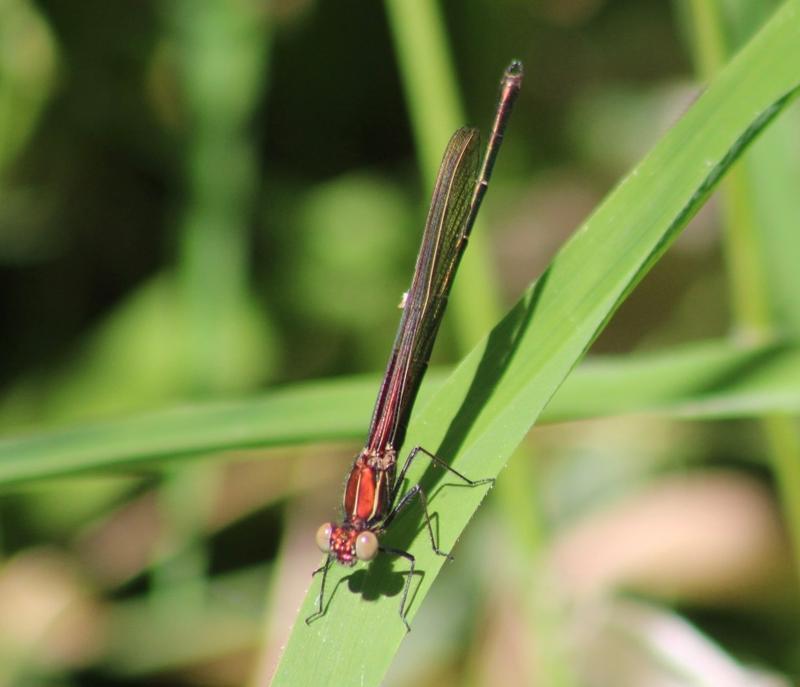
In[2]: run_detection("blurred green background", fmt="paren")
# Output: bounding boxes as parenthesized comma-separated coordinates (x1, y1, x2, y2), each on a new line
(1, 0, 800, 685)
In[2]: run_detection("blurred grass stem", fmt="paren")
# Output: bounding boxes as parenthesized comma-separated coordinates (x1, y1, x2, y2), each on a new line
(683, 0, 800, 584)
(384, 0, 503, 351)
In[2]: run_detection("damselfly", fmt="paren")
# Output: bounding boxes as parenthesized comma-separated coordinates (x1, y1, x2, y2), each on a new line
(308, 61, 523, 631)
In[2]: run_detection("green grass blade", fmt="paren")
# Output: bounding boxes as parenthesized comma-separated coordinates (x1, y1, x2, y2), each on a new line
(271, 4, 800, 685)
(682, 0, 800, 589)
(4, 338, 800, 485)
(0, 376, 380, 485)
(546, 339, 800, 421)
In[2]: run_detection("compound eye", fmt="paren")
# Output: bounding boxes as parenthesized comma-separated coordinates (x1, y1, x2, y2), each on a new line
(355, 530, 379, 561)
(316, 523, 333, 553)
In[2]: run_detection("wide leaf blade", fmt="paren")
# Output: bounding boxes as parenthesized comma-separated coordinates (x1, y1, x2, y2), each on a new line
(271, 3, 800, 685)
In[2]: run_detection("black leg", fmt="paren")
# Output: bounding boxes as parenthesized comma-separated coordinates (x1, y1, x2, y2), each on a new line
(305, 555, 332, 625)
(380, 545, 415, 632)
(390, 445, 494, 504)
(383, 445, 494, 560)
(383, 483, 453, 560)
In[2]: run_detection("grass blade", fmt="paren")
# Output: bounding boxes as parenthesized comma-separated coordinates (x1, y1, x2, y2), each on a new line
(4, 338, 800, 485)
(271, 3, 800, 685)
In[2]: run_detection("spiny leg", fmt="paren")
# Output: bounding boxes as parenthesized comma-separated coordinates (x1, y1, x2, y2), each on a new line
(385, 445, 494, 558)
(380, 545, 415, 632)
(379, 448, 494, 628)
(383, 483, 452, 559)
(390, 445, 494, 505)
(305, 554, 333, 625)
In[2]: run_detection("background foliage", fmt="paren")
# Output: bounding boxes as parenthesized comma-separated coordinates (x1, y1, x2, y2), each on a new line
(0, 0, 799, 685)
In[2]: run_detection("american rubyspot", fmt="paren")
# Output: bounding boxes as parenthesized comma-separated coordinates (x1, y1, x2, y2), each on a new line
(308, 61, 523, 631)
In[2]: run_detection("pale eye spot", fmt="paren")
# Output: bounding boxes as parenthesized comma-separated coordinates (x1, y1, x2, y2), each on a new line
(355, 531, 378, 561)
(316, 523, 333, 553)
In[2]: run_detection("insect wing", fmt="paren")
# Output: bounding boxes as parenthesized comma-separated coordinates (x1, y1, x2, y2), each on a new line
(366, 127, 481, 453)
